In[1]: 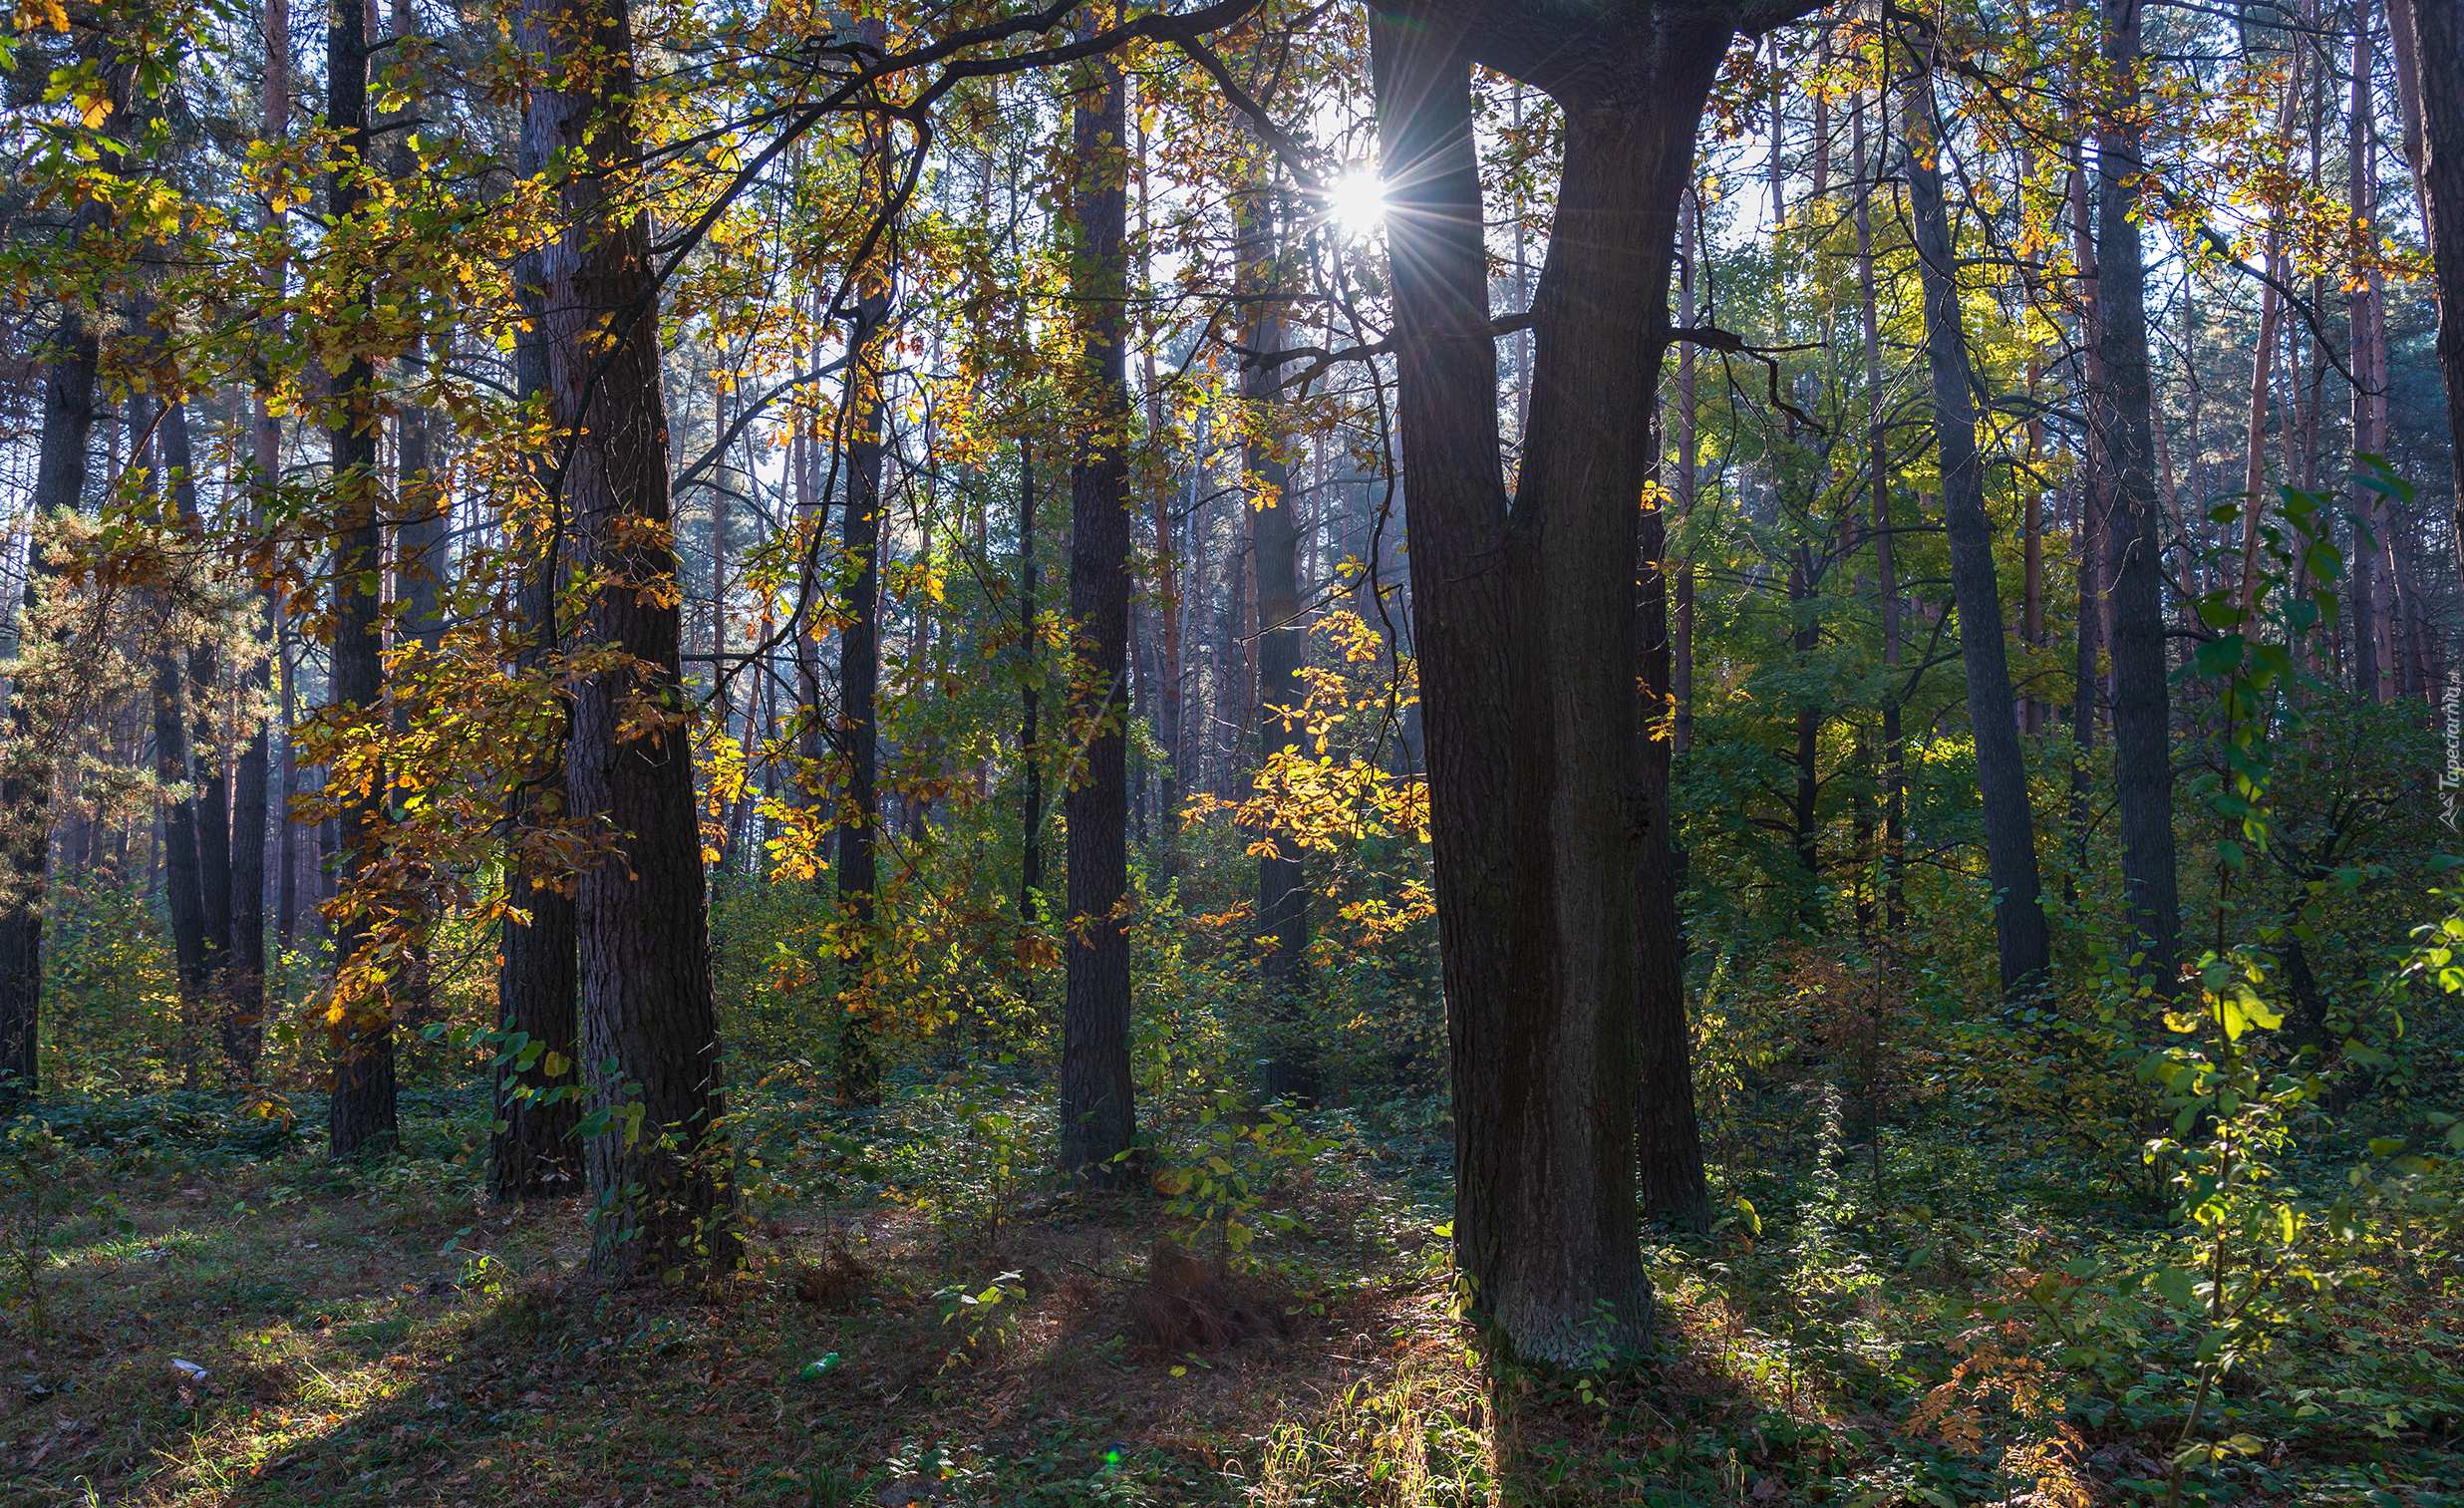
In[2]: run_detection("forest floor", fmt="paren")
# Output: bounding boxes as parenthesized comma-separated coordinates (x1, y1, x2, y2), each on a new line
(1, 1072, 2457, 1507)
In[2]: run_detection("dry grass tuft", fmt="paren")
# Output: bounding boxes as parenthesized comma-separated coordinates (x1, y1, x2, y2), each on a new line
(1126, 1241, 1294, 1357)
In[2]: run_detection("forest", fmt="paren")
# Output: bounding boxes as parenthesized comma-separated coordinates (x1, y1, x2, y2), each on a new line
(0, 0, 2458, 1502)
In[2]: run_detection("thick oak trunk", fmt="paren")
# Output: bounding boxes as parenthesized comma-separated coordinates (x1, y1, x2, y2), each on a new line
(1374, 0, 1762, 1362)
(522, 0, 737, 1274)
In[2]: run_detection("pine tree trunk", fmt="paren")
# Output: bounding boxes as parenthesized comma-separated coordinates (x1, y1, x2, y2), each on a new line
(1058, 45, 1136, 1183)
(522, 0, 737, 1274)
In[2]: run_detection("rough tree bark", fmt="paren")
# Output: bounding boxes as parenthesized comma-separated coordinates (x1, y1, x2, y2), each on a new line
(522, 0, 738, 1274)
(1058, 42, 1136, 1183)
(834, 297, 888, 1102)
(1902, 51, 2049, 993)
(1371, 0, 1806, 1363)
(2404, 0, 2464, 576)
(324, 0, 399, 1158)
(489, 118, 580, 1202)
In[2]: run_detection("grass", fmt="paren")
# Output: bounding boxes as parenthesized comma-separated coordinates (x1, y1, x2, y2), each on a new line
(0, 1066, 2455, 1506)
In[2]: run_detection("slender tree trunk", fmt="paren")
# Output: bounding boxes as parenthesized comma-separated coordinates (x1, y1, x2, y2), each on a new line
(1674, 187, 1697, 756)
(161, 402, 236, 1036)
(2067, 151, 2103, 894)
(1058, 44, 1136, 1182)
(1020, 441, 1043, 944)
(2096, 0, 2181, 990)
(277, 618, 300, 948)
(1638, 421, 1706, 1228)
(1858, 90, 1903, 925)
(1905, 58, 2049, 993)
(230, 0, 287, 1070)
(523, 0, 737, 1274)
(2351, 0, 2395, 701)
(1241, 128, 1312, 1104)
(835, 290, 888, 1101)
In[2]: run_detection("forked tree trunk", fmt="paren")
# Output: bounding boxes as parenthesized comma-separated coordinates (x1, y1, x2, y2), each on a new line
(2097, 0, 2180, 992)
(522, 0, 737, 1274)
(1372, 0, 1786, 1363)
(1058, 46, 1136, 1183)
(1903, 56, 2049, 993)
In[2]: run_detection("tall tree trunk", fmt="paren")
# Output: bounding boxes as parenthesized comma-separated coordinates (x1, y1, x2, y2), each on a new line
(834, 290, 888, 1102)
(1019, 440, 1043, 945)
(1637, 424, 1706, 1228)
(523, 0, 737, 1275)
(1372, 1, 1744, 1363)
(1859, 86, 1904, 927)
(2350, 0, 2395, 701)
(325, 0, 398, 1158)
(490, 110, 580, 1202)
(1241, 128, 1311, 1104)
(1904, 57, 2050, 993)
(389, 0, 442, 1029)
(277, 618, 300, 948)
(229, 0, 287, 1076)
(162, 401, 236, 1033)
(2404, 0, 2464, 580)
(1674, 187, 1697, 756)
(2096, 0, 2181, 990)
(1058, 44, 1136, 1183)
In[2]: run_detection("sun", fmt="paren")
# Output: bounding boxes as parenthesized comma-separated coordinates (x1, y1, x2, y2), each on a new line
(1325, 166, 1386, 234)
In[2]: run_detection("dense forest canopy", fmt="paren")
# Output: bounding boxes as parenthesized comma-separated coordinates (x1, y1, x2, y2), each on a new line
(0, 0, 2458, 1502)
